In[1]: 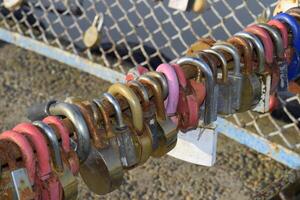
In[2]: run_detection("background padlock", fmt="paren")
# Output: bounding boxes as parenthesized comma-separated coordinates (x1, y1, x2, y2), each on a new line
(83, 13, 104, 49)
(3, 0, 23, 11)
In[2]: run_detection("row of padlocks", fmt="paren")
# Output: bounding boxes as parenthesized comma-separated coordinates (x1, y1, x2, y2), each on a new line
(0, 6, 300, 200)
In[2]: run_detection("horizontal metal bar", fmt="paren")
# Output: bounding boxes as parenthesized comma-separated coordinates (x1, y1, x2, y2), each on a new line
(216, 117, 300, 169)
(0, 28, 125, 83)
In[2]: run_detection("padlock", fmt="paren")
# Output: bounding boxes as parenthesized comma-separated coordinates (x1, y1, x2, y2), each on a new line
(0, 131, 36, 200)
(273, 0, 299, 16)
(248, 24, 281, 95)
(102, 92, 139, 168)
(46, 101, 91, 163)
(127, 80, 159, 151)
(168, 0, 190, 11)
(187, 38, 215, 56)
(235, 31, 271, 113)
(267, 19, 290, 92)
(146, 71, 169, 100)
(42, 116, 80, 176)
(83, 13, 104, 48)
(273, 13, 300, 80)
(178, 57, 215, 124)
(227, 36, 261, 112)
(138, 75, 178, 157)
(211, 42, 243, 112)
(13, 123, 60, 200)
(33, 121, 78, 200)
(156, 63, 180, 118)
(108, 83, 153, 165)
(192, 0, 207, 13)
(83, 97, 123, 194)
(287, 7, 300, 22)
(203, 49, 231, 115)
(3, 0, 23, 11)
(126, 66, 149, 82)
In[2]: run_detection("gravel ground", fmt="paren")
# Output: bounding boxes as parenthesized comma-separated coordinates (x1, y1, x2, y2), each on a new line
(0, 42, 294, 200)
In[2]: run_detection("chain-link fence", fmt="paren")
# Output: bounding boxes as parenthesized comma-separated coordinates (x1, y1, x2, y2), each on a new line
(2, 0, 300, 169)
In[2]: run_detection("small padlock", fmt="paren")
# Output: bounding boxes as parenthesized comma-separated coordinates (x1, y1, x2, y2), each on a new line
(102, 92, 139, 168)
(168, 0, 190, 11)
(156, 63, 180, 118)
(33, 121, 78, 200)
(273, 13, 300, 80)
(3, 0, 23, 11)
(235, 31, 271, 113)
(138, 75, 178, 157)
(273, 0, 299, 16)
(83, 13, 104, 48)
(108, 83, 153, 165)
(211, 42, 243, 112)
(192, 0, 207, 13)
(267, 19, 290, 92)
(227, 36, 261, 112)
(82, 98, 124, 195)
(126, 66, 149, 82)
(0, 131, 36, 200)
(186, 38, 215, 56)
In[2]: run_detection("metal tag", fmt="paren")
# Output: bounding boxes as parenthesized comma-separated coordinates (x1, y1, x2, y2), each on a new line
(278, 61, 289, 92)
(168, 0, 190, 11)
(168, 124, 217, 166)
(252, 73, 271, 113)
(11, 168, 34, 200)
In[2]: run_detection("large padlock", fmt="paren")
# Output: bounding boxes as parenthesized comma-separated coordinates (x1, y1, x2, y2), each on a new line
(102, 92, 139, 168)
(227, 36, 261, 112)
(83, 13, 104, 49)
(0, 131, 36, 200)
(33, 121, 78, 200)
(235, 31, 271, 113)
(108, 83, 153, 165)
(156, 63, 180, 119)
(203, 49, 231, 115)
(211, 42, 243, 112)
(43, 116, 80, 176)
(267, 19, 290, 92)
(81, 98, 124, 195)
(138, 75, 178, 157)
(273, 13, 300, 80)
(177, 57, 215, 125)
(13, 123, 60, 200)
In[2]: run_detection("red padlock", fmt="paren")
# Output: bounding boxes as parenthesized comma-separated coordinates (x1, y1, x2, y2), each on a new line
(43, 116, 80, 175)
(13, 123, 61, 200)
(126, 66, 149, 82)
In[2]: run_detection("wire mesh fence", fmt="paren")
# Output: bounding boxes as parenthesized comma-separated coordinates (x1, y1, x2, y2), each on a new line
(2, 0, 300, 169)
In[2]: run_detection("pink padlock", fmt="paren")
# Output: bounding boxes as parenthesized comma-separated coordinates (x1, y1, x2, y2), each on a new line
(156, 63, 179, 116)
(13, 123, 61, 200)
(0, 130, 36, 185)
(43, 116, 80, 175)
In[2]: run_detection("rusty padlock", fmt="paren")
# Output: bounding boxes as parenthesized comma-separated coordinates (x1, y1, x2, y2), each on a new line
(0, 131, 36, 200)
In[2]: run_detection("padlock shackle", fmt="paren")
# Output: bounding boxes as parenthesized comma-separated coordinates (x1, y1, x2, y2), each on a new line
(43, 116, 71, 153)
(273, 13, 300, 51)
(177, 57, 214, 125)
(102, 92, 127, 129)
(227, 36, 253, 75)
(257, 23, 284, 58)
(108, 83, 144, 132)
(138, 75, 167, 121)
(146, 71, 169, 100)
(197, 51, 216, 81)
(203, 49, 228, 83)
(13, 123, 52, 178)
(212, 42, 241, 76)
(244, 25, 274, 64)
(127, 80, 150, 109)
(268, 19, 289, 49)
(33, 121, 64, 172)
(48, 102, 91, 163)
(235, 32, 265, 73)
(156, 63, 180, 116)
(0, 131, 36, 185)
(287, 7, 300, 21)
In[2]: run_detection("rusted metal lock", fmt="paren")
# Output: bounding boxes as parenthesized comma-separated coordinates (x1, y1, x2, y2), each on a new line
(139, 75, 178, 157)
(83, 13, 104, 49)
(81, 98, 124, 195)
(212, 42, 243, 112)
(33, 121, 78, 200)
(235, 31, 271, 113)
(108, 83, 153, 165)
(0, 131, 36, 200)
(227, 36, 261, 112)
(102, 92, 139, 168)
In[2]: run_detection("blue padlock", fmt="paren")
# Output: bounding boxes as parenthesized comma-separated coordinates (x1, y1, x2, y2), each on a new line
(273, 13, 300, 80)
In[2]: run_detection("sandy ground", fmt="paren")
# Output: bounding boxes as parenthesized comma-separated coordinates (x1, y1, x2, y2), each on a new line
(0, 42, 294, 200)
